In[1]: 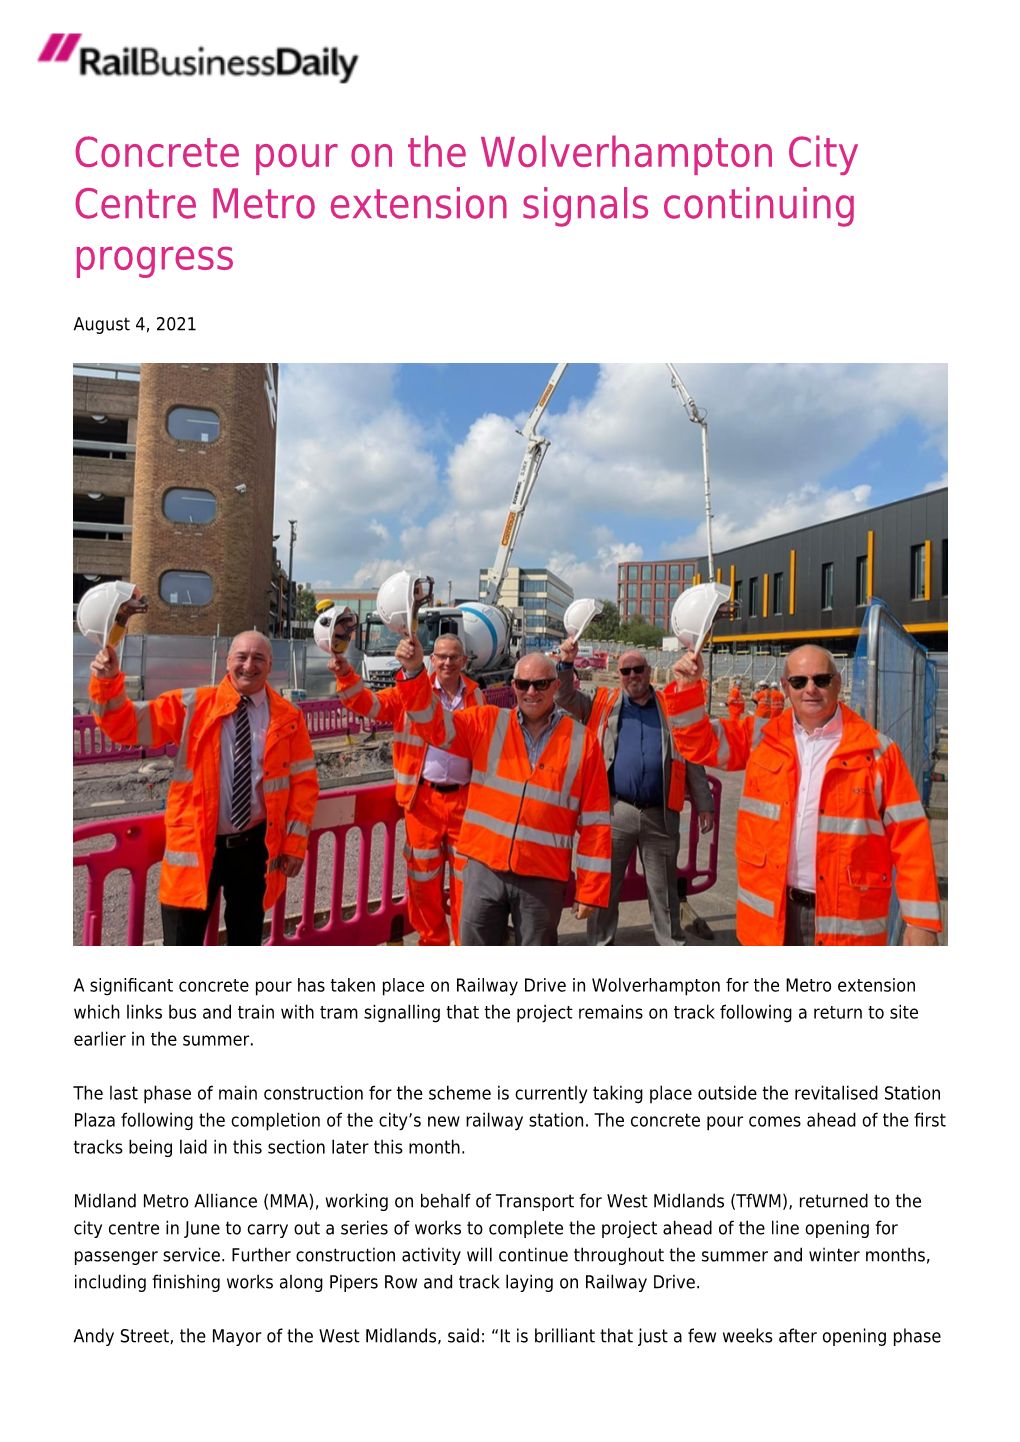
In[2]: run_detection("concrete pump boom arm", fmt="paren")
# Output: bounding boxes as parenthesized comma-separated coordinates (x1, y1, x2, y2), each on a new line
(666, 361, 716, 578)
(482, 362, 569, 606)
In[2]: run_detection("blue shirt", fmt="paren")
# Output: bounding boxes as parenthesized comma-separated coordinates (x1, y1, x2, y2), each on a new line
(515, 707, 564, 769)
(609, 694, 664, 807)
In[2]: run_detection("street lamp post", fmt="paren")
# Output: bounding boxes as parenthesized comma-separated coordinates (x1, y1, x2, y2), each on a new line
(287, 519, 297, 641)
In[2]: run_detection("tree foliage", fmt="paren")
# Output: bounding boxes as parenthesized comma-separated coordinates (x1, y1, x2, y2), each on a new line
(585, 599, 621, 641)
(618, 614, 664, 647)
(296, 586, 320, 621)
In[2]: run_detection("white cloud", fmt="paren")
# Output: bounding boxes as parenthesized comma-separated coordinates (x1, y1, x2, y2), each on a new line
(275, 365, 440, 588)
(274, 363, 947, 600)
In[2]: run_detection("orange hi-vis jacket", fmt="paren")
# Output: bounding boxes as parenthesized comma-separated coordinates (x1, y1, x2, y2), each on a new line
(90, 673, 319, 912)
(728, 686, 745, 721)
(399, 670, 612, 907)
(333, 669, 486, 808)
(769, 688, 785, 718)
(753, 688, 771, 719)
(663, 684, 942, 945)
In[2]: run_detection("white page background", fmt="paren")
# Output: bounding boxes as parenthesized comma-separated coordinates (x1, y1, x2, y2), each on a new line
(8, 2, 1007, 1437)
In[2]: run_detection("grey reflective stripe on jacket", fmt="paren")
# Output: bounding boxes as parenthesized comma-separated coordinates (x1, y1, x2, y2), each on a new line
(900, 898, 941, 921)
(169, 689, 198, 781)
(340, 676, 382, 720)
(668, 700, 705, 732)
(739, 795, 782, 821)
(817, 815, 885, 836)
(709, 719, 731, 768)
(738, 886, 775, 918)
(575, 852, 612, 873)
(165, 850, 200, 867)
(92, 692, 127, 718)
(462, 811, 574, 850)
(816, 914, 888, 937)
(883, 800, 926, 825)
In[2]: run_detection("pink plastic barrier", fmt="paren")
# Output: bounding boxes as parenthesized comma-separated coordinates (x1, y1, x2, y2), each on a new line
(565, 775, 722, 906)
(73, 784, 409, 947)
(298, 698, 391, 740)
(73, 776, 721, 946)
(73, 713, 176, 766)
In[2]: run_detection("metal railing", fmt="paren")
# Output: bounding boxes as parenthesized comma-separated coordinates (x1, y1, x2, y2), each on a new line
(73, 364, 141, 381)
(850, 598, 937, 797)
(73, 439, 137, 455)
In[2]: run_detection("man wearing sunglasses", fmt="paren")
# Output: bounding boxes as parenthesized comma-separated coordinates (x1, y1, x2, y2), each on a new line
(669, 644, 941, 946)
(393, 633, 611, 945)
(556, 638, 714, 946)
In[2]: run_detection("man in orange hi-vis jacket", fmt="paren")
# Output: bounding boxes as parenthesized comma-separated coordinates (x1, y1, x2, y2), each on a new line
(393, 633, 612, 946)
(90, 632, 318, 946)
(328, 634, 487, 945)
(668, 644, 942, 946)
(769, 685, 785, 719)
(728, 683, 746, 721)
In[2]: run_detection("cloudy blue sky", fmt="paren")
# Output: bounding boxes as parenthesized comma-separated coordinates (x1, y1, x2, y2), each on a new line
(274, 363, 947, 600)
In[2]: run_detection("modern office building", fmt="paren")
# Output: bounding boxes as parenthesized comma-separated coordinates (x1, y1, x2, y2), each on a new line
(617, 557, 702, 630)
(477, 566, 574, 650)
(703, 490, 948, 652)
(73, 362, 280, 638)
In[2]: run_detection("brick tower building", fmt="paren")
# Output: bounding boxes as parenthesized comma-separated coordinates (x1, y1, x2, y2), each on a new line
(126, 363, 279, 637)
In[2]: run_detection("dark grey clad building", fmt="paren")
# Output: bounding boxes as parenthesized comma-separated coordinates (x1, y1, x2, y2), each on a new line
(701, 490, 948, 653)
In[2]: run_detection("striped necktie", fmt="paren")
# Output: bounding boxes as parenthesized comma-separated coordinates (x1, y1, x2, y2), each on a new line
(229, 696, 252, 831)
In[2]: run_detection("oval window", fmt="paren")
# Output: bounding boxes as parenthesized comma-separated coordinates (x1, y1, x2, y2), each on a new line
(163, 488, 216, 524)
(167, 407, 220, 443)
(159, 571, 213, 606)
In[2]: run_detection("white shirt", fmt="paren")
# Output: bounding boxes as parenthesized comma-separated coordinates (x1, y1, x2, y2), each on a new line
(421, 677, 473, 786)
(217, 686, 270, 833)
(787, 707, 844, 891)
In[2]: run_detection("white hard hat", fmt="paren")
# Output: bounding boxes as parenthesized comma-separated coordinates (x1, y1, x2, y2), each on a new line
(563, 597, 603, 643)
(376, 570, 433, 636)
(77, 580, 142, 648)
(312, 603, 357, 656)
(670, 582, 733, 653)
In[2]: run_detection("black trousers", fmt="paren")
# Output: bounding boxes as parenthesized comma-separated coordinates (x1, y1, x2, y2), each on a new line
(783, 891, 817, 946)
(161, 822, 269, 947)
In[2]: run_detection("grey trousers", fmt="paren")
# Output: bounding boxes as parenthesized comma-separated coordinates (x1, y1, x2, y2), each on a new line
(587, 799, 686, 947)
(460, 859, 566, 946)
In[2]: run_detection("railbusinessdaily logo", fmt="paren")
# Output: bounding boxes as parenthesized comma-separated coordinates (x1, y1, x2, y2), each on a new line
(37, 35, 359, 82)
(39, 33, 82, 62)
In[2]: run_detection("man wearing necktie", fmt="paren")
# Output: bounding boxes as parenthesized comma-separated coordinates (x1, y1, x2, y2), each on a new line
(90, 631, 319, 946)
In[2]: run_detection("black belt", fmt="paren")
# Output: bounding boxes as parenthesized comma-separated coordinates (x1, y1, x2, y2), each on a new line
(424, 781, 463, 793)
(787, 886, 816, 908)
(612, 795, 661, 811)
(217, 820, 267, 849)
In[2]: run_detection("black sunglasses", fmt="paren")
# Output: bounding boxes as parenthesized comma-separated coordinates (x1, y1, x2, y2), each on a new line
(619, 665, 647, 676)
(513, 678, 554, 692)
(784, 673, 836, 690)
